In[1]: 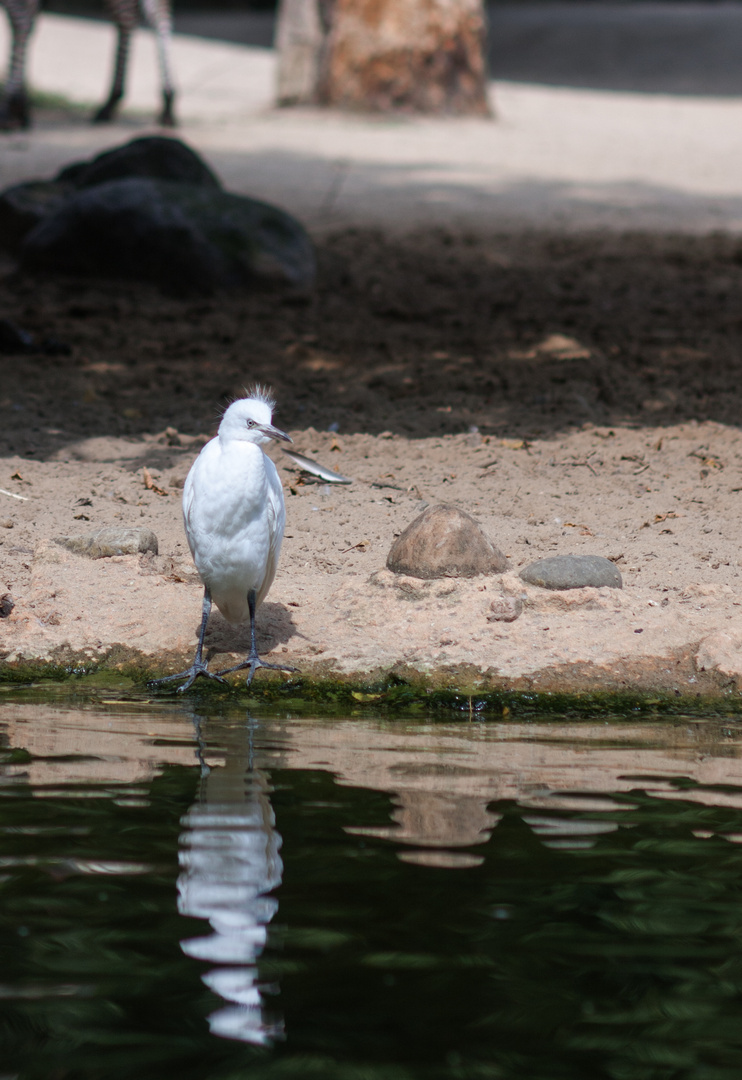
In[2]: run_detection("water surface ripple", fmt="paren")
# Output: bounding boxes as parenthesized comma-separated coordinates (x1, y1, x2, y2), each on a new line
(2, 696, 742, 1078)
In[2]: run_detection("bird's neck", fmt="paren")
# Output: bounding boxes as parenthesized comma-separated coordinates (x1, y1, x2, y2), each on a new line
(219, 434, 266, 456)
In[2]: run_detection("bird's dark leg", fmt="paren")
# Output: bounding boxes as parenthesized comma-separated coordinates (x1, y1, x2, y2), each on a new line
(216, 589, 297, 685)
(148, 588, 228, 692)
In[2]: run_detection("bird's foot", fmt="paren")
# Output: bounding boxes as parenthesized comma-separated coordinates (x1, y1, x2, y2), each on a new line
(216, 654, 298, 686)
(148, 660, 228, 694)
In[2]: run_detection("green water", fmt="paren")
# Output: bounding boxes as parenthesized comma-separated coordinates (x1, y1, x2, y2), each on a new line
(3, 694, 742, 1079)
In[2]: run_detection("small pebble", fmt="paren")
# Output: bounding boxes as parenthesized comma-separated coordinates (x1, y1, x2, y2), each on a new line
(56, 526, 158, 559)
(487, 596, 523, 623)
(0, 593, 14, 618)
(519, 554, 622, 590)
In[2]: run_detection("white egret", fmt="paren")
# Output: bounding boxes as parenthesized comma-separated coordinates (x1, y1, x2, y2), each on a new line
(150, 388, 295, 692)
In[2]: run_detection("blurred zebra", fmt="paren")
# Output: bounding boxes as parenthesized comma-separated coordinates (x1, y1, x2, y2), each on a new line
(0, 0, 176, 130)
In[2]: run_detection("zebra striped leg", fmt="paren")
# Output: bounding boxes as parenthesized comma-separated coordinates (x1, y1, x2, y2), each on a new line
(0, 0, 41, 130)
(139, 0, 176, 126)
(94, 0, 138, 123)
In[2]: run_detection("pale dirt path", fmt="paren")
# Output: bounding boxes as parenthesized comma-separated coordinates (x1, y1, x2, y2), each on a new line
(2, 12, 742, 234)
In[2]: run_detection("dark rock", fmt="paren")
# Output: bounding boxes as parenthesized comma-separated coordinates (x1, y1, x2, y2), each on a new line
(21, 177, 316, 293)
(387, 504, 509, 579)
(0, 136, 314, 292)
(0, 138, 218, 255)
(0, 319, 34, 354)
(56, 527, 159, 559)
(487, 595, 523, 622)
(0, 593, 14, 618)
(0, 180, 73, 255)
(40, 336, 72, 357)
(519, 554, 622, 590)
(56, 136, 221, 191)
(0, 318, 71, 356)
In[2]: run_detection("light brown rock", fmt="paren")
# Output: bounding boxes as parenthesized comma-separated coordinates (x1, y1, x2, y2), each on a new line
(387, 504, 509, 580)
(696, 629, 742, 678)
(56, 527, 159, 559)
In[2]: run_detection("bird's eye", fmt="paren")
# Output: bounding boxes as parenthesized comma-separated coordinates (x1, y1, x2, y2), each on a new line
(246, 419, 256, 428)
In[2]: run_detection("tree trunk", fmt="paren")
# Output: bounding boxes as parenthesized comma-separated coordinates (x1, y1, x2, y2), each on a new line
(275, 0, 326, 106)
(275, 0, 491, 116)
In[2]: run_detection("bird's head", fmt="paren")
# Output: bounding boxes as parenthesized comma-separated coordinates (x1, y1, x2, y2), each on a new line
(218, 390, 293, 447)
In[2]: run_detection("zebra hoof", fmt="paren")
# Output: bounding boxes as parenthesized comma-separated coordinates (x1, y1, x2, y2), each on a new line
(0, 94, 31, 132)
(92, 97, 120, 124)
(159, 92, 177, 128)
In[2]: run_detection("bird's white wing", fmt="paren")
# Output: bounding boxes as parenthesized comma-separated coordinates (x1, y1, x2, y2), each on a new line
(182, 438, 218, 564)
(182, 462, 198, 560)
(257, 455, 286, 607)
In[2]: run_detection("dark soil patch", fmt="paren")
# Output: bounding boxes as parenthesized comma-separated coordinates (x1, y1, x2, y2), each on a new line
(1, 228, 741, 458)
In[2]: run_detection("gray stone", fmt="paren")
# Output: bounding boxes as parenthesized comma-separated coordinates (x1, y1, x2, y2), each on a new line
(387, 504, 509, 580)
(21, 177, 316, 294)
(487, 595, 523, 622)
(0, 593, 14, 618)
(56, 135, 221, 191)
(56, 527, 159, 559)
(519, 554, 622, 590)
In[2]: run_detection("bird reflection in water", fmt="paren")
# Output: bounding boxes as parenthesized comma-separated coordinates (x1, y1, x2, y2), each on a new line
(177, 715, 284, 1044)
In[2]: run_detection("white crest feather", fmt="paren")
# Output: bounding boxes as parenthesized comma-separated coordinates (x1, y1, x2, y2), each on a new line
(244, 383, 276, 411)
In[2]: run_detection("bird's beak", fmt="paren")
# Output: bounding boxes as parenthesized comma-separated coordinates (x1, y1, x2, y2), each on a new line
(258, 423, 293, 444)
